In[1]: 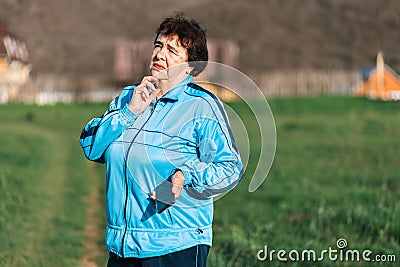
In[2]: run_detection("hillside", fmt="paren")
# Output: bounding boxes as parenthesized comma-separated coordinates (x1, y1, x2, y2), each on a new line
(0, 0, 399, 80)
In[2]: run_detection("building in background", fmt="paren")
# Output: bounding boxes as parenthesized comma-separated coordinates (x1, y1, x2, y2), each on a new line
(0, 21, 31, 103)
(354, 52, 400, 101)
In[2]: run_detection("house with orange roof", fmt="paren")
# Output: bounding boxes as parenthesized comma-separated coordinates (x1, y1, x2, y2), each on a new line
(354, 52, 400, 101)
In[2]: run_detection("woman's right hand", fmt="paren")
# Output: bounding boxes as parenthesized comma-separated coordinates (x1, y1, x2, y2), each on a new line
(128, 76, 161, 114)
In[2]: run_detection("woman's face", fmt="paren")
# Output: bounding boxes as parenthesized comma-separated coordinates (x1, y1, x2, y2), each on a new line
(150, 34, 189, 79)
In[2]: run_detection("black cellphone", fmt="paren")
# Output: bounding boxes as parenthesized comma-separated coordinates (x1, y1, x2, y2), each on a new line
(155, 179, 176, 213)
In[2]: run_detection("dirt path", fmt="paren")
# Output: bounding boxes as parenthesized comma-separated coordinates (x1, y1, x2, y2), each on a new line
(80, 162, 103, 267)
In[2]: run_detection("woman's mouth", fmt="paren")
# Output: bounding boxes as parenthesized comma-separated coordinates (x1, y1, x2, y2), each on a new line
(152, 63, 166, 71)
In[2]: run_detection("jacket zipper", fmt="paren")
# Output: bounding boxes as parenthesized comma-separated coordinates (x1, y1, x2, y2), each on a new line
(121, 100, 158, 256)
(167, 209, 173, 224)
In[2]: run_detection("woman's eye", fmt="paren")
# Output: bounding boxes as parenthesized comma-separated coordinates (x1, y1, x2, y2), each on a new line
(169, 49, 178, 56)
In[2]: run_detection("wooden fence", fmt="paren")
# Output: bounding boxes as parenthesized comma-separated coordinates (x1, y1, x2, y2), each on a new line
(3, 70, 363, 104)
(13, 74, 118, 104)
(253, 70, 361, 98)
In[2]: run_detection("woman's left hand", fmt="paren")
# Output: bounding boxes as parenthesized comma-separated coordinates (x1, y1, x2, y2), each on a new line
(150, 170, 184, 201)
(171, 170, 184, 199)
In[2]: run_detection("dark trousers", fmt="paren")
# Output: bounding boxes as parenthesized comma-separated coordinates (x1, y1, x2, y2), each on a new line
(107, 245, 210, 267)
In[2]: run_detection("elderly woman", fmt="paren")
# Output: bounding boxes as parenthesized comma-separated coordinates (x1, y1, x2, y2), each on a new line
(80, 13, 243, 267)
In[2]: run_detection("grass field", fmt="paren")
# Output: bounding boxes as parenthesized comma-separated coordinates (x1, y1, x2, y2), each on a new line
(0, 96, 399, 266)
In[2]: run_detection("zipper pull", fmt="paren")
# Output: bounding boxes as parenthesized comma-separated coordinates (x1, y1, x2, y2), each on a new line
(150, 98, 160, 114)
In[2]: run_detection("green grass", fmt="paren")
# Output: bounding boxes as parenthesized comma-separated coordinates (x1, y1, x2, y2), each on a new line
(0, 103, 106, 266)
(0, 97, 399, 266)
(210, 97, 400, 266)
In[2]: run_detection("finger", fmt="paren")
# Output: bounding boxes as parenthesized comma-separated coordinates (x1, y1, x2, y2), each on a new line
(141, 76, 159, 84)
(172, 184, 182, 199)
(172, 171, 184, 186)
(136, 83, 154, 101)
(137, 82, 152, 99)
(149, 88, 161, 100)
(143, 80, 162, 100)
(150, 191, 156, 201)
(138, 77, 156, 89)
(143, 80, 157, 91)
(143, 76, 159, 84)
(144, 77, 160, 92)
(171, 183, 178, 194)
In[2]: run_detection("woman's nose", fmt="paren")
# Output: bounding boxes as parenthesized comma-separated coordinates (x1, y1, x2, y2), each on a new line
(155, 47, 166, 60)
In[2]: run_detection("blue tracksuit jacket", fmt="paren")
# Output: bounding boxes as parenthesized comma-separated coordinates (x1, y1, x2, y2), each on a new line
(80, 75, 243, 258)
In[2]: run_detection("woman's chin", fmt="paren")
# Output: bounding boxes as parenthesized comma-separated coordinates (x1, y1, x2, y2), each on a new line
(153, 69, 169, 80)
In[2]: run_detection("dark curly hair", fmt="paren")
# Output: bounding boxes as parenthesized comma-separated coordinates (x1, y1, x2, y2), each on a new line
(155, 13, 208, 77)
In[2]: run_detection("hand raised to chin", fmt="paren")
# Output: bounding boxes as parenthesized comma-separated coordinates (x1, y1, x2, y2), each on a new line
(128, 76, 162, 115)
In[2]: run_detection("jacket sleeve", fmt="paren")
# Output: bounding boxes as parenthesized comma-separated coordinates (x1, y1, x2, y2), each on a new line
(181, 99, 243, 199)
(79, 88, 138, 163)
